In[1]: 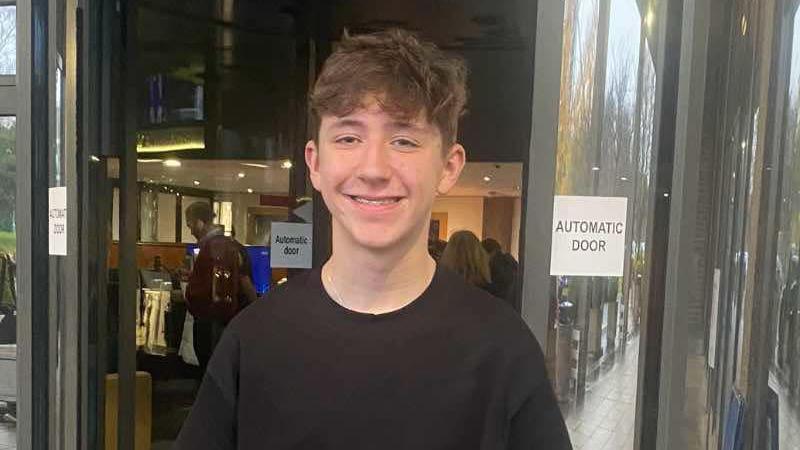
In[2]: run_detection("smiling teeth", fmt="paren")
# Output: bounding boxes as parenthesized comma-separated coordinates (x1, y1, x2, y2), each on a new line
(353, 197, 397, 205)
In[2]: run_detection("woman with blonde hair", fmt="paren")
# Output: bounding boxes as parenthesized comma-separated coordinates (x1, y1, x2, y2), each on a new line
(440, 230, 492, 289)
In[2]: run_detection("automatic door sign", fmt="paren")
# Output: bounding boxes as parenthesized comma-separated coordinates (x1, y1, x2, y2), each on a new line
(550, 196, 627, 277)
(270, 222, 313, 269)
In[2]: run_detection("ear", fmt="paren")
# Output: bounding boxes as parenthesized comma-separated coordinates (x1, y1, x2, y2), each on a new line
(305, 140, 322, 192)
(437, 143, 466, 195)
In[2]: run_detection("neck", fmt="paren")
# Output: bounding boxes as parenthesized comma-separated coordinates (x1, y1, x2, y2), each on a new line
(323, 225, 436, 315)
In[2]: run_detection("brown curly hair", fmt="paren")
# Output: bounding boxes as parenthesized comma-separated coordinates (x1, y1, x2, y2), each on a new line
(309, 28, 468, 145)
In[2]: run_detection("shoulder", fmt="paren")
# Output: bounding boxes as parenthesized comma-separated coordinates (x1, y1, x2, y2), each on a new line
(438, 267, 536, 348)
(225, 269, 321, 333)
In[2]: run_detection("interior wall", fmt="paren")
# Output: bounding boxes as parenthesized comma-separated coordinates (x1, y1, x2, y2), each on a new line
(482, 197, 516, 253)
(511, 197, 521, 260)
(432, 197, 485, 239)
(214, 192, 263, 243)
(157, 193, 177, 242)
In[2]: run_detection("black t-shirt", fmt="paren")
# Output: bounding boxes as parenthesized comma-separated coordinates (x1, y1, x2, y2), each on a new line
(174, 266, 572, 450)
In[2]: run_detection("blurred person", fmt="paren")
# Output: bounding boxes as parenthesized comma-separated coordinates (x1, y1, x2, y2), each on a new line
(440, 230, 492, 290)
(482, 237, 520, 307)
(183, 201, 257, 374)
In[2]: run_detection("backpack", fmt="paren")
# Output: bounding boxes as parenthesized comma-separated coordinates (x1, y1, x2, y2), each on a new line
(186, 235, 249, 323)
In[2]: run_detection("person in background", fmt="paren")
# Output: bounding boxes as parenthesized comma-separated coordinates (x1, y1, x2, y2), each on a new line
(440, 230, 492, 290)
(428, 237, 447, 261)
(183, 201, 257, 374)
(482, 237, 520, 308)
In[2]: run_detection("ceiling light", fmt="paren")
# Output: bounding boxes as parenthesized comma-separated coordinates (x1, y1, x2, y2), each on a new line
(138, 159, 163, 163)
(238, 172, 246, 178)
(193, 180, 200, 186)
(90, 155, 100, 162)
(663, 192, 670, 198)
(247, 188, 254, 194)
(483, 176, 492, 182)
(163, 159, 182, 168)
(242, 163, 270, 169)
(592, 166, 600, 172)
(281, 160, 293, 169)
(620, 176, 629, 181)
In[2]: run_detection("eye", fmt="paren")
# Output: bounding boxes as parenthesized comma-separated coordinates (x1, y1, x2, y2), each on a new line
(391, 138, 420, 149)
(334, 135, 361, 145)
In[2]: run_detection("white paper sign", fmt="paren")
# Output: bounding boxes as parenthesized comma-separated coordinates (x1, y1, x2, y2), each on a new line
(550, 196, 628, 277)
(270, 222, 313, 269)
(49, 187, 68, 256)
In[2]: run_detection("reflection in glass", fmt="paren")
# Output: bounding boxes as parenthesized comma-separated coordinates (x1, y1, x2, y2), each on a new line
(0, 116, 16, 443)
(770, 6, 800, 449)
(554, 1, 656, 448)
(0, 6, 15, 76)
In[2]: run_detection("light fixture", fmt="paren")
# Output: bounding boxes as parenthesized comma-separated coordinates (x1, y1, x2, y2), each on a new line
(238, 172, 246, 178)
(247, 188, 254, 194)
(483, 176, 492, 182)
(137, 159, 163, 163)
(193, 180, 200, 186)
(663, 192, 670, 198)
(242, 163, 271, 169)
(281, 160, 293, 169)
(592, 166, 600, 172)
(620, 176, 629, 181)
(90, 155, 100, 162)
(163, 159, 182, 168)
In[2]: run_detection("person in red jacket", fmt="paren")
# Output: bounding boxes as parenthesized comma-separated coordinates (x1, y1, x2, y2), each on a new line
(183, 201, 257, 373)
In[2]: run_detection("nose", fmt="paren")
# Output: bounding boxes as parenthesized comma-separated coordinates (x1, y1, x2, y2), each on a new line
(355, 141, 392, 184)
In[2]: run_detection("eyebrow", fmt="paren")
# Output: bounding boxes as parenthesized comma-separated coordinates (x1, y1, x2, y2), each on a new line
(330, 118, 366, 130)
(387, 120, 424, 132)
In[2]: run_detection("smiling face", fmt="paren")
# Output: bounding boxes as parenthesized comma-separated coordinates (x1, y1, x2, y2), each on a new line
(306, 99, 465, 254)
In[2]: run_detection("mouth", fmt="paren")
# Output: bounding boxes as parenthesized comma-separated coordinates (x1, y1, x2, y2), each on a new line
(347, 195, 403, 206)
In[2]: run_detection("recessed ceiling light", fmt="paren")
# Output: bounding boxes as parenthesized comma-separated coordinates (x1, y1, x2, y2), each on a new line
(281, 160, 293, 169)
(247, 188, 254, 194)
(193, 180, 200, 186)
(483, 176, 492, 182)
(163, 159, 182, 168)
(238, 172, 246, 178)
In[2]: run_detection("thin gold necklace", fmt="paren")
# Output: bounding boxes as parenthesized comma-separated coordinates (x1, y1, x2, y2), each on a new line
(326, 269, 345, 305)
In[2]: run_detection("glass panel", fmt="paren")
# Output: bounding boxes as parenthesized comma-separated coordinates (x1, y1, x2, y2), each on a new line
(768, 6, 800, 449)
(0, 116, 17, 448)
(555, 1, 657, 449)
(0, 6, 15, 76)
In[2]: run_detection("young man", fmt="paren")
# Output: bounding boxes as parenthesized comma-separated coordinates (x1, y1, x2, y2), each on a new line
(175, 29, 571, 449)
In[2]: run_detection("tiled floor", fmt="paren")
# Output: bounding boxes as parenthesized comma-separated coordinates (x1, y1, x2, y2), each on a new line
(562, 339, 639, 450)
(0, 421, 15, 449)
(773, 374, 800, 450)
